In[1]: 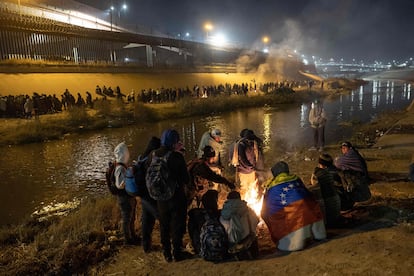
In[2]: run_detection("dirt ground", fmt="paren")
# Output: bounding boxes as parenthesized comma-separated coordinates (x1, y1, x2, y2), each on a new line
(93, 103, 414, 275)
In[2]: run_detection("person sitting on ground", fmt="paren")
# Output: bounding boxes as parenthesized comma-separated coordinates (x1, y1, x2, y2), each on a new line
(220, 191, 259, 258)
(187, 190, 221, 255)
(334, 141, 371, 203)
(309, 153, 342, 227)
(188, 146, 236, 208)
(261, 161, 326, 251)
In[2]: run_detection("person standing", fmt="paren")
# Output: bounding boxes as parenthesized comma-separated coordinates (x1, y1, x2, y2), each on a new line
(197, 128, 223, 170)
(147, 129, 192, 262)
(231, 129, 264, 200)
(308, 99, 327, 151)
(188, 146, 235, 207)
(113, 142, 139, 245)
(136, 137, 161, 253)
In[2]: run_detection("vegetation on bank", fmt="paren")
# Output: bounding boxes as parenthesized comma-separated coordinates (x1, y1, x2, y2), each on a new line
(0, 77, 367, 147)
(0, 88, 317, 146)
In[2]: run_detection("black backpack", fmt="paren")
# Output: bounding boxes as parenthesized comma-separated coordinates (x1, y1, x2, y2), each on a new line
(145, 151, 176, 201)
(105, 161, 126, 195)
(199, 215, 228, 262)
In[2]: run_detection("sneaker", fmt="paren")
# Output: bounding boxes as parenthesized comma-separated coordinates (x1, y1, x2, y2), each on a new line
(163, 251, 173, 263)
(308, 146, 317, 151)
(124, 238, 140, 246)
(173, 250, 194, 262)
(143, 240, 152, 253)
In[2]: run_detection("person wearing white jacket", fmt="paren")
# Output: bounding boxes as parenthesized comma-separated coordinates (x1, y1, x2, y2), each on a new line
(114, 142, 139, 245)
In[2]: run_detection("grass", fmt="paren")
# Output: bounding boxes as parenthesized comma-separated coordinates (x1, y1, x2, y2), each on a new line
(0, 196, 121, 275)
(0, 90, 316, 146)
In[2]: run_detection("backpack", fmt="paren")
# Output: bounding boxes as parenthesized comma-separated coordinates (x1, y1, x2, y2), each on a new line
(199, 215, 228, 262)
(145, 151, 176, 201)
(105, 161, 126, 195)
(124, 157, 148, 197)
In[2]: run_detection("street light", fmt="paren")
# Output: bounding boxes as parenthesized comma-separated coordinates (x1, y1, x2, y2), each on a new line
(262, 36, 270, 53)
(204, 22, 213, 41)
(109, 3, 127, 31)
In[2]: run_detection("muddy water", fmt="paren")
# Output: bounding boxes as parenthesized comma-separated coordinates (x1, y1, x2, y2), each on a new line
(0, 80, 412, 225)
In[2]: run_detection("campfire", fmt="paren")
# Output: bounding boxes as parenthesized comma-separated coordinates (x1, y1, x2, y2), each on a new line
(243, 184, 263, 217)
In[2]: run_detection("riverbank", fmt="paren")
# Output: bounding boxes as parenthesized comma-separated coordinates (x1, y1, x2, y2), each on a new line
(1, 86, 414, 274)
(0, 77, 367, 147)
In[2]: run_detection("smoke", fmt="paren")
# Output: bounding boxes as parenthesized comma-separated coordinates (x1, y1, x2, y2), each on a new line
(236, 19, 313, 82)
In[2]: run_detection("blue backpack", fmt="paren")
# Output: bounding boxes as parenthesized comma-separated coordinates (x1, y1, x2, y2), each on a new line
(125, 157, 147, 197)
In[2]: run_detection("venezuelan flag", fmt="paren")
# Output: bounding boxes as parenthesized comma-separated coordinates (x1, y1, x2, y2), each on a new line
(261, 174, 324, 245)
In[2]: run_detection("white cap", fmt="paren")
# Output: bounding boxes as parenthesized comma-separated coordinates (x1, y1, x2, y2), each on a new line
(211, 129, 221, 138)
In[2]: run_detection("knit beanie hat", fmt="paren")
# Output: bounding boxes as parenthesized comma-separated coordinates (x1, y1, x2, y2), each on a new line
(271, 161, 289, 177)
(160, 129, 180, 149)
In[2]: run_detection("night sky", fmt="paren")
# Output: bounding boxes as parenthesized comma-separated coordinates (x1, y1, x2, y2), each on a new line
(76, 0, 413, 63)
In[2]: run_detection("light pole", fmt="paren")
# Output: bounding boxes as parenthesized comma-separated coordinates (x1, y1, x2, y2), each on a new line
(110, 6, 114, 31)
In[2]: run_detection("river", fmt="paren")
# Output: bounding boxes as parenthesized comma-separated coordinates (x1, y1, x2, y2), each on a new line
(0, 80, 412, 226)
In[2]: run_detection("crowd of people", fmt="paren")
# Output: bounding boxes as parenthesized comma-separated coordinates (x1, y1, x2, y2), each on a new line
(0, 79, 316, 118)
(110, 122, 372, 263)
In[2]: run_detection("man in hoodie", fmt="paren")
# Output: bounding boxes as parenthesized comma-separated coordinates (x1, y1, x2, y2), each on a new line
(197, 128, 223, 170)
(113, 142, 139, 245)
(147, 129, 192, 262)
(220, 191, 259, 259)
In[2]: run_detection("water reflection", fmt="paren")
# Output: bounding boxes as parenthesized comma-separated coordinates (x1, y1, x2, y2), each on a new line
(0, 81, 412, 226)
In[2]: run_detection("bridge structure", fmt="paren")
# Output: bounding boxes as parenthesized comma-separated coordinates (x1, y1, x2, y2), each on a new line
(0, 0, 264, 72)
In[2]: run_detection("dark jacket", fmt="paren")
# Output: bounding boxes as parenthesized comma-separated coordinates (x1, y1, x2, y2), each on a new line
(188, 158, 234, 194)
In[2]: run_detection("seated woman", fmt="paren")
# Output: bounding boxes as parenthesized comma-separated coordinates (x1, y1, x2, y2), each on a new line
(261, 161, 326, 251)
(220, 191, 259, 259)
(334, 141, 371, 203)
